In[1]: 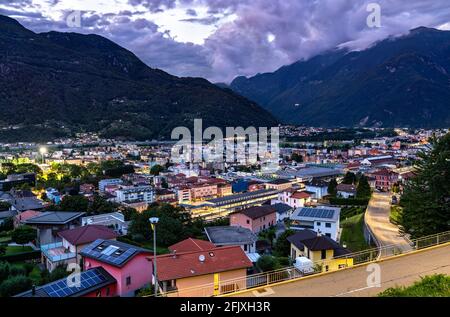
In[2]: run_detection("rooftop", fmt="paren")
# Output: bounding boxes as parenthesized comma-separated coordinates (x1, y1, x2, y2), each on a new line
(291, 207, 340, 222)
(80, 239, 152, 267)
(287, 229, 351, 254)
(169, 238, 216, 253)
(204, 226, 257, 245)
(233, 205, 276, 220)
(25, 211, 85, 225)
(58, 225, 118, 246)
(206, 189, 278, 207)
(270, 203, 293, 215)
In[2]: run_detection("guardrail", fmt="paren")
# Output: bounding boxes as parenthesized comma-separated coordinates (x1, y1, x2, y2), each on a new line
(149, 230, 450, 297)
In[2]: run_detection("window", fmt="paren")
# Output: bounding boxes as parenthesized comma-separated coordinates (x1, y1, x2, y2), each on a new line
(244, 244, 248, 251)
(246, 219, 250, 224)
(325, 233, 331, 238)
(126, 276, 131, 286)
(316, 222, 321, 226)
(325, 223, 331, 228)
(321, 249, 327, 260)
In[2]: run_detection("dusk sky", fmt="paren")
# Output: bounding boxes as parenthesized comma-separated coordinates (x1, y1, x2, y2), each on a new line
(2, 0, 450, 82)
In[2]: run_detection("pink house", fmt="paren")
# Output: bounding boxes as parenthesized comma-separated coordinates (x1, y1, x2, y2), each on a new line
(80, 239, 153, 297)
(230, 206, 276, 234)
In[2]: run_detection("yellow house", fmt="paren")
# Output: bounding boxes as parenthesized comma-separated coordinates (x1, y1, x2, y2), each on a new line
(287, 230, 353, 272)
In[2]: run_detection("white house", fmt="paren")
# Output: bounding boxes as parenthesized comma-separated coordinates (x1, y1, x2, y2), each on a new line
(290, 206, 340, 241)
(115, 186, 155, 204)
(278, 189, 312, 209)
(336, 184, 357, 198)
(305, 179, 329, 199)
(99, 178, 123, 193)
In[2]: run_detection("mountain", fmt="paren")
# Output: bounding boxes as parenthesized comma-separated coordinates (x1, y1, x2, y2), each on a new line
(230, 27, 450, 128)
(0, 15, 277, 142)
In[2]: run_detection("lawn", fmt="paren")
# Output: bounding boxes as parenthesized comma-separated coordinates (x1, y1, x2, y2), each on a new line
(340, 213, 371, 252)
(340, 206, 366, 221)
(390, 206, 403, 225)
(378, 274, 450, 297)
(4, 246, 33, 255)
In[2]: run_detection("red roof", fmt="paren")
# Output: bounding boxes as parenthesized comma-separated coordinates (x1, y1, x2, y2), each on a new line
(154, 246, 253, 281)
(169, 238, 216, 253)
(15, 210, 42, 222)
(291, 191, 311, 199)
(58, 225, 118, 246)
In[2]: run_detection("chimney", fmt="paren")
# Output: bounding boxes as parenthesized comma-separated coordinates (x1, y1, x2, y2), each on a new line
(172, 250, 177, 258)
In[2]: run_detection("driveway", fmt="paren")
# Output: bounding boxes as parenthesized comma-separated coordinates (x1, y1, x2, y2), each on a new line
(365, 191, 413, 257)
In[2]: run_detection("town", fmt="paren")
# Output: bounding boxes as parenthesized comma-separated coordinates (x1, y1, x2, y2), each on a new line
(0, 126, 448, 297)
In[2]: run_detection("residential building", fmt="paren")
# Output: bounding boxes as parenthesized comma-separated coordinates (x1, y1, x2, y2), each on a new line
(278, 189, 312, 208)
(204, 226, 258, 255)
(230, 206, 276, 234)
(270, 203, 294, 222)
(13, 210, 42, 228)
(16, 267, 117, 297)
(305, 179, 329, 199)
(265, 179, 293, 191)
(46, 188, 61, 204)
(81, 212, 128, 235)
(116, 186, 155, 204)
(169, 238, 216, 253)
(290, 207, 340, 241)
(80, 183, 95, 194)
(99, 179, 123, 193)
(0, 173, 36, 191)
(41, 225, 118, 272)
(80, 239, 153, 297)
(155, 243, 252, 296)
(287, 229, 352, 272)
(371, 169, 399, 191)
(336, 184, 357, 198)
(25, 211, 85, 246)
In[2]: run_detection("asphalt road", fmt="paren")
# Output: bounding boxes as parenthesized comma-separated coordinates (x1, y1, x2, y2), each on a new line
(365, 191, 413, 256)
(229, 244, 450, 297)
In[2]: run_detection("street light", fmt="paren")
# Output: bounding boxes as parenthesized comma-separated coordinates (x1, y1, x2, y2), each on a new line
(149, 217, 159, 296)
(39, 147, 47, 164)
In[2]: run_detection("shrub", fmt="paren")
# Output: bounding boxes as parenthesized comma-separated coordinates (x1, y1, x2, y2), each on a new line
(0, 262, 10, 284)
(257, 255, 279, 272)
(9, 265, 26, 277)
(0, 275, 32, 297)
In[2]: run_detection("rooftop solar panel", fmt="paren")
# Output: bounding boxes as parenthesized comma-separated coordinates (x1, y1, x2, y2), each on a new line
(297, 208, 335, 219)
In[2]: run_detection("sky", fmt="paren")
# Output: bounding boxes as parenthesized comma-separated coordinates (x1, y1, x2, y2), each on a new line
(1, 0, 450, 83)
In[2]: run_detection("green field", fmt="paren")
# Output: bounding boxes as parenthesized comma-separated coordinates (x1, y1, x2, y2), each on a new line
(340, 213, 370, 252)
(4, 246, 33, 255)
(390, 206, 403, 225)
(378, 274, 450, 297)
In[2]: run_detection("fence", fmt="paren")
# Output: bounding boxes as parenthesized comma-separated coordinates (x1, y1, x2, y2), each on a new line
(152, 230, 450, 297)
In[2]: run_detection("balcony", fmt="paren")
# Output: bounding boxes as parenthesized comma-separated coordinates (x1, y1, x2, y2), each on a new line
(41, 242, 76, 262)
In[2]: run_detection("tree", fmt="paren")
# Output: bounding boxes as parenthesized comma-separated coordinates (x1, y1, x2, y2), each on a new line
(399, 133, 450, 238)
(0, 262, 10, 283)
(59, 195, 89, 212)
(342, 172, 357, 185)
(11, 226, 37, 247)
(291, 153, 303, 163)
(273, 229, 294, 257)
(356, 175, 371, 198)
(0, 275, 32, 297)
(257, 255, 279, 272)
(0, 245, 6, 257)
(150, 164, 164, 176)
(328, 178, 338, 197)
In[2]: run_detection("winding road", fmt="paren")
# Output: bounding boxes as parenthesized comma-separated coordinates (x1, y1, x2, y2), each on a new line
(364, 191, 413, 257)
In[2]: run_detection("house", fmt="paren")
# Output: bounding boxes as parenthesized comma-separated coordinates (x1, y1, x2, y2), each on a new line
(80, 239, 153, 297)
(169, 238, 215, 253)
(0, 210, 16, 226)
(81, 212, 128, 235)
(41, 225, 118, 272)
(336, 184, 357, 198)
(16, 267, 117, 297)
(155, 244, 253, 297)
(371, 169, 399, 191)
(305, 179, 329, 199)
(116, 186, 155, 204)
(2, 189, 45, 212)
(270, 203, 294, 222)
(290, 207, 340, 241)
(229, 206, 276, 234)
(265, 179, 293, 191)
(46, 188, 61, 204)
(278, 189, 311, 208)
(287, 229, 352, 272)
(155, 188, 176, 202)
(80, 184, 95, 195)
(99, 179, 123, 193)
(0, 173, 36, 191)
(25, 211, 85, 247)
(204, 226, 258, 255)
(13, 210, 42, 228)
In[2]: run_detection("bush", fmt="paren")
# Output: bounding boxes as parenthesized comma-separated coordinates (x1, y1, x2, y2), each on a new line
(257, 255, 279, 272)
(9, 265, 26, 277)
(0, 262, 10, 283)
(379, 274, 450, 297)
(0, 275, 32, 297)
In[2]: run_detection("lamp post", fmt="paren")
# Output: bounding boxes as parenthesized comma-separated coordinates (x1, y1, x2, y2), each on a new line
(39, 146, 47, 164)
(149, 217, 159, 296)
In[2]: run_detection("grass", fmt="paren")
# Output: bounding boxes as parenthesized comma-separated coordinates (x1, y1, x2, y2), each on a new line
(4, 245, 33, 255)
(340, 206, 366, 221)
(390, 206, 403, 225)
(340, 213, 371, 252)
(0, 236, 12, 244)
(378, 274, 450, 297)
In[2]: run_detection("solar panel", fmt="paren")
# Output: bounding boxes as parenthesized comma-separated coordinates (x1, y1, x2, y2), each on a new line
(297, 208, 335, 219)
(42, 268, 108, 297)
(102, 245, 119, 256)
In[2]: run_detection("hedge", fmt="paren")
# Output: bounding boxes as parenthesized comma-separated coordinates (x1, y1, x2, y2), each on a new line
(0, 250, 41, 263)
(329, 197, 370, 206)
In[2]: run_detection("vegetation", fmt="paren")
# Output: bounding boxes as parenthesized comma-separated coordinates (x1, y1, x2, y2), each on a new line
(327, 178, 338, 197)
(356, 175, 371, 198)
(11, 226, 36, 247)
(342, 172, 357, 185)
(329, 197, 369, 206)
(150, 164, 165, 176)
(340, 206, 366, 221)
(378, 274, 450, 297)
(399, 133, 450, 238)
(257, 255, 280, 272)
(291, 153, 303, 163)
(273, 229, 295, 257)
(3, 246, 33, 256)
(340, 213, 370, 252)
(390, 206, 403, 225)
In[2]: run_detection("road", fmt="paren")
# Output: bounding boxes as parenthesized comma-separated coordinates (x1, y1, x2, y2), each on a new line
(365, 191, 413, 256)
(228, 244, 450, 297)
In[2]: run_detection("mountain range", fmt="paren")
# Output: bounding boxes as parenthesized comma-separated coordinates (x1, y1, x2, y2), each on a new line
(230, 27, 450, 128)
(0, 15, 277, 142)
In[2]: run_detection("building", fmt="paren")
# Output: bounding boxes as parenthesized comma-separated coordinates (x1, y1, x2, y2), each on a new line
(80, 239, 153, 297)
(290, 207, 340, 241)
(155, 243, 253, 297)
(81, 212, 128, 235)
(169, 238, 215, 253)
(25, 211, 85, 246)
(16, 267, 117, 297)
(13, 210, 41, 228)
(371, 169, 399, 191)
(265, 179, 293, 191)
(99, 179, 123, 193)
(305, 179, 329, 199)
(0, 173, 36, 191)
(230, 206, 276, 234)
(116, 186, 155, 204)
(204, 226, 258, 255)
(278, 189, 312, 208)
(80, 184, 95, 194)
(45, 188, 61, 204)
(270, 203, 294, 222)
(41, 225, 118, 272)
(336, 183, 357, 198)
(287, 229, 352, 272)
